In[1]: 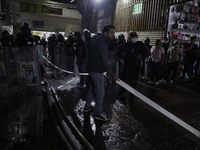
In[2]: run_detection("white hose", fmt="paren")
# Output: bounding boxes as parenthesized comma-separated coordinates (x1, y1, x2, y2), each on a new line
(43, 55, 200, 138)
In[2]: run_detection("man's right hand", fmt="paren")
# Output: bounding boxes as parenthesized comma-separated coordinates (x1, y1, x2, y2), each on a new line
(112, 76, 119, 84)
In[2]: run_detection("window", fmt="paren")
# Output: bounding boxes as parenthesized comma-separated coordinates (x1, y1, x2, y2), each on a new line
(133, 2, 143, 14)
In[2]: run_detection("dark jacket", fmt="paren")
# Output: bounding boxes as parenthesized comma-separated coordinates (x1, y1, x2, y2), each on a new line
(88, 35, 107, 73)
(124, 41, 149, 69)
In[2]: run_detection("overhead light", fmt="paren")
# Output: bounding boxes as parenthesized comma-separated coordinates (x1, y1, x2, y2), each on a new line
(70, 0, 74, 3)
(123, 0, 129, 3)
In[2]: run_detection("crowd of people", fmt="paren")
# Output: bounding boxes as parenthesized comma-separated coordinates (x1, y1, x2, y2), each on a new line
(1, 22, 200, 87)
(1, 23, 200, 121)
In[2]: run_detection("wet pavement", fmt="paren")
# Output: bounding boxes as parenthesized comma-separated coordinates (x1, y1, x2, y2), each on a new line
(0, 94, 62, 150)
(1, 71, 200, 150)
(51, 73, 200, 150)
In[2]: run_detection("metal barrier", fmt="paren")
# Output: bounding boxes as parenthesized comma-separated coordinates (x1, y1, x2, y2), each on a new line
(15, 47, 41, 96)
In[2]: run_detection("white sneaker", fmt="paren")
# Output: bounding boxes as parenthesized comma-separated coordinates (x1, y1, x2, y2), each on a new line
(170, 80, 174, 84)
(148, 81, 154, 84)
(155, 82, 159, 85)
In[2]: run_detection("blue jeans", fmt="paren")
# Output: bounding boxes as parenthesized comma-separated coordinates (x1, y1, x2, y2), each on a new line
(78, 58, 87, 85)
(85, 72, 105, 116)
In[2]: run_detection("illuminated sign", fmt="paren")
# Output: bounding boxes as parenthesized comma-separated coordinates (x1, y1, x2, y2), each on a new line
(133, 2, 143, 14)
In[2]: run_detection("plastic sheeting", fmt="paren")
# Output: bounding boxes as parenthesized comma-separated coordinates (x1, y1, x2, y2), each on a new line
(15, 47, 41, 96)
(54, 46, 75, 73)
(0, 46, 42, 97)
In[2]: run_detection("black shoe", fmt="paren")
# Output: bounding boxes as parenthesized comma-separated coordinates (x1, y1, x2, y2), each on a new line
(83, 107, 94, 113)
(94, 114, 111, 122)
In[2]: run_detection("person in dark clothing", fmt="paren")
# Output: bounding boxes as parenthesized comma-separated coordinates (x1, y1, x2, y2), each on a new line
(117, 33, 126, 58)
(65, 34, 75, 71)
(116, 33, 127, 76)
(141, 37, 151, 77)
(84, 25, 119, 122)
(40, 37, 47, 55)
(92, 31, 102, 41)
(56, 34, 65, 46)
(162, 37, 170, 55)
(83, 29, 92, 47)
(83, 29, 92, 59)
(48, 34, 57, 65)
(181, 36, 198, 84)
(160, 32, 170, 79)
(107, 37, 118, 78)
(120, 31, 149, 101)
(74, 32, 87, 88)
(0, 30, 13, 46)
(14, 22, 35, 47)
(144, 37, 152, 52)
(34, 35, 41, 45)
(54, 34, 65, 69)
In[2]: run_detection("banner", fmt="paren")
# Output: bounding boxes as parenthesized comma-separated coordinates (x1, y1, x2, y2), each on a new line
(21, 2, 62, 15)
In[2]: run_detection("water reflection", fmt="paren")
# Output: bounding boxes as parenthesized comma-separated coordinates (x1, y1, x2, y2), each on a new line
(83, 112, 106, 150)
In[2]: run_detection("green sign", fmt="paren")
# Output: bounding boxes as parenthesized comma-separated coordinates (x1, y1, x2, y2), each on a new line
(133, 2, 143, 14)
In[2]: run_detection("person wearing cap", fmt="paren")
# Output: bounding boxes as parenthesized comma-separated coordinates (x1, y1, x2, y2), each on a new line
(119, 31, 149, 101)
(148, 39, 165, 85)
(181, 36, 198, 85)
(161, 40, 182, 84)
(84, 25, 119, 122)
